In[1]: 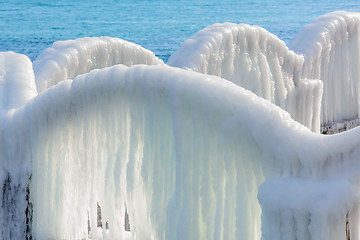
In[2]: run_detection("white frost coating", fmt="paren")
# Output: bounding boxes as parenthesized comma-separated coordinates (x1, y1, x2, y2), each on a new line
(259, 178, 360, 240)
(0, 52, 37, 114)
(26, 65, 272, 239)
(2, 10, 360, 240)
(168, 23, 323, 132)
(4, 63, 359, 240)
(0, 52, 36, 239)
(33, 37, 164, 92)
(291, 11, 360, 125)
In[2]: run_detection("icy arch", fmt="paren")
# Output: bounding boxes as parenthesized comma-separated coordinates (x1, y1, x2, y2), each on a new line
(33, 36, 164, 92)
(168, 23, 323, 132)
(169, 11, 360, 132)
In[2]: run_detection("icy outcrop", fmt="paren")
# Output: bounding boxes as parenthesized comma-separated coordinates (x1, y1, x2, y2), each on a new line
(291, 11, 360, 125)
(168, 23, 323, 132)
(33, 37, 164, 92)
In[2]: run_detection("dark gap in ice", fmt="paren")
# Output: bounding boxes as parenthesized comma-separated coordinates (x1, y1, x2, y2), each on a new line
(346, 212, 350, 240)
(124, 203, 130, 232)
(97, 202, 102, 228)
(25, 175, 33, 240)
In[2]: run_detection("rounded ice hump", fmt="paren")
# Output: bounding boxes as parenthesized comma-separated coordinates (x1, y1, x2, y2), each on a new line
(0, 52, 37, 114)
(33, 36, 164, 93)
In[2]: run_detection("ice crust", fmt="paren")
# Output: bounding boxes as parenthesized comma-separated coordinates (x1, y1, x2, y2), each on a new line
(0, 10, 360, 240)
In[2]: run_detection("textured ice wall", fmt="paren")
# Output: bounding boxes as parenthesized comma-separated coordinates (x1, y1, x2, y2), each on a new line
(0, 52, 37, 239)
(291, 11, 360, 125)
(26, 64, 272, 239)
(19, 64, 360, 240)
(2, 10, 360, 240)
(258, 124, 360, 240)
(169, 11, 360, 131)
(168, 23, 323, 132)
(33, 37, 164, 92)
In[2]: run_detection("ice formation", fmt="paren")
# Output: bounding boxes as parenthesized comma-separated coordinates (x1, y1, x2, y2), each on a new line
(1, 10, 360, 240)
(167, 23, 323, 132)
(169, 11, 360, 131)
(291, 11, 360, 125)
(33, 37, 164, 93)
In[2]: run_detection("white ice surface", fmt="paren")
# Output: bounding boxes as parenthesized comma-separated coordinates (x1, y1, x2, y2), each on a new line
(291, 11, 360, 125)
(1, 10, 360, 240)
(169, 11, 360, 131)
(33, 37, 164, 93)
(168, 23, 323, 132)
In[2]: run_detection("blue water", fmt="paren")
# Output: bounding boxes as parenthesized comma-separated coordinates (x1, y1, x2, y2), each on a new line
(1, 0, 360, 62)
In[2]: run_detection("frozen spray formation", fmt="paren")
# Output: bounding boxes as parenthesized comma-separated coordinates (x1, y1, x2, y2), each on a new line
(168, 23, 323, 132)
(291, 11, 360, 125)
(33, 37, 164, 93)
(169, 11, 360, 131)
(0, 10, 360, 240)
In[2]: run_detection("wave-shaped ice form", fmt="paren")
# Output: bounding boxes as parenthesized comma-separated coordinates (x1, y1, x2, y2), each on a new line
(291, 11, 360, 125)
(34, 37, 164, 92)
(1, 10, 360, 240)
(168, 23, 323, 132)
(169, 11, 360, 131)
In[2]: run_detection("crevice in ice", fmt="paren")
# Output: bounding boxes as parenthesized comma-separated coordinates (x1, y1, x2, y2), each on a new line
(1, 174, 27, 239)
(87, 210, 91, 235)
(25, 176, 32, 240)
(346, 212, 350, 240)
(105, 220, 109, 231)
(97, 202, 102, 229)
(124, 204, 130, 232)
(321, 118, 360, 135)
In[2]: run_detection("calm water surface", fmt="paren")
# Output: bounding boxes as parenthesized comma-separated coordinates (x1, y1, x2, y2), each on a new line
(1, 0, 360, 62)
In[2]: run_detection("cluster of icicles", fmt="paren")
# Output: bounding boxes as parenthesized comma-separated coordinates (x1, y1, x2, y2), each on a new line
(1, 10, 360, 240)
